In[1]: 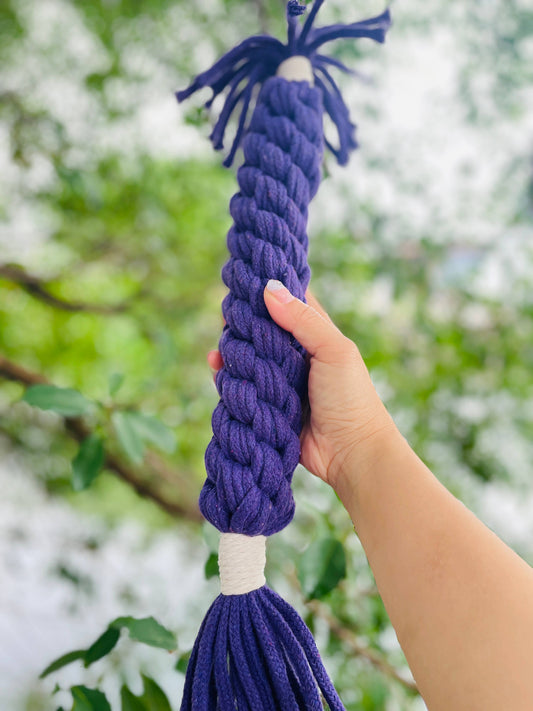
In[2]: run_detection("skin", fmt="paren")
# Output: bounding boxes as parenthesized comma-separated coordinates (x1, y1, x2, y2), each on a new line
(208, 280, 533, 711)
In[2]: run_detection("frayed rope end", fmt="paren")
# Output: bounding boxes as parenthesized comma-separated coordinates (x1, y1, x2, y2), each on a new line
(180, 586, 346, 711)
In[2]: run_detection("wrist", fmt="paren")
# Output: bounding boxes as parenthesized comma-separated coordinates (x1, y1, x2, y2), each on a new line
(329, 409, 406, 507)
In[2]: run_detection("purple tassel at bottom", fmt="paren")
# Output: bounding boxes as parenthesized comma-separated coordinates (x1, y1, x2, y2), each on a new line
(180, 585, 345, 711)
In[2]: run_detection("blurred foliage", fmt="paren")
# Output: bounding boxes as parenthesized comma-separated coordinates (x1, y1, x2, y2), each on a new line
(1, 0, 533, 709)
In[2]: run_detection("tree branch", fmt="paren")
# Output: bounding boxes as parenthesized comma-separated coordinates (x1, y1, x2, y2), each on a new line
(0, 263, 128, 314)
(306, 597, 419, 693)
(0, 354, 202, 523)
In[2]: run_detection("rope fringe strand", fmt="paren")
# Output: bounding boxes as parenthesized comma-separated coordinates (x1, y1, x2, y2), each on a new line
(176, 1, 392, 166)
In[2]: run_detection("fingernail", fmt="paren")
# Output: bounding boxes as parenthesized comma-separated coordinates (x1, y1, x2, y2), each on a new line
(266, 279, 294, 303)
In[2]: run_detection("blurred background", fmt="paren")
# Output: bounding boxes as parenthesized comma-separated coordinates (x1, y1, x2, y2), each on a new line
(1, 0, 532, 709)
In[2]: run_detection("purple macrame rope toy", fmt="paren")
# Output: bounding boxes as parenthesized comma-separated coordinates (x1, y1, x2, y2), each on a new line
(176, 1, 392, 708)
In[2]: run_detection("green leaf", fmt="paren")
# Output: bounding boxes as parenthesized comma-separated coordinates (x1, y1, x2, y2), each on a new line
(71, 434, 105, 491)
(111, 411, 145, 464)
(140, 676, 172, 711)
(40, 649, 86, 678)
(108, 372, 125, 397)
(127, 412, 176, 454)
(120, 686, 147, 711)
(297, 538, 346, 600)
(111, 616, 176, 650)
(40, 617, 175, 683)
(71, 686, 111, 711)
(204, 551, 218, 580)
(175, 650, 191, 675)
(84, 626, 120, 666)
(22, 385, 93, 417)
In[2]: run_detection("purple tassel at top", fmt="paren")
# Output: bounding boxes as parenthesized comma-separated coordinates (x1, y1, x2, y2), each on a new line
(177, 0, 391, 167)
(176, 2, 392, 709)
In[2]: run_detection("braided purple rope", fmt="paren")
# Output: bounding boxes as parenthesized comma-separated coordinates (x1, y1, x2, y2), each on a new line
(176, 2, 392, 708)
(201, 76, 322, 536)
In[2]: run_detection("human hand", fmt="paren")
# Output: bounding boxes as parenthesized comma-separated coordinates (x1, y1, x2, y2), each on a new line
(207, 279, 398, 490)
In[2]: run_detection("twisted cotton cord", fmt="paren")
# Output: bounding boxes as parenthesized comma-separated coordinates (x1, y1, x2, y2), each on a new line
(181, 587, 347, 710)
(219, 533, 267, 595)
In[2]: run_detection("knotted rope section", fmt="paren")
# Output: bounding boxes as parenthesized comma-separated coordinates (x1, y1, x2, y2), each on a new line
(202, 75, 323, 537)
(176, 2, 392, 709)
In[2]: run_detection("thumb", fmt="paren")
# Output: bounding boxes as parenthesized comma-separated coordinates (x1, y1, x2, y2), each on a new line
(263, 279, 348, 362)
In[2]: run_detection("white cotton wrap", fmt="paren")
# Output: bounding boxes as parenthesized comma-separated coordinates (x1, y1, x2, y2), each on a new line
(218, 533, 267, 595)
(276, 55, 314, 85)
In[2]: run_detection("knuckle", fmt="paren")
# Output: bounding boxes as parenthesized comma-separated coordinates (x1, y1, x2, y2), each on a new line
(326, 337, 367, 372)
(342, 337, 364, 363)
(331, 335, 358, 361)
(296, 304, 319, 328)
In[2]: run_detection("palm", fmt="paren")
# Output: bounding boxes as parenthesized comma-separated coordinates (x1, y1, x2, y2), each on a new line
(207, 288, 387, 488)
